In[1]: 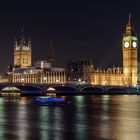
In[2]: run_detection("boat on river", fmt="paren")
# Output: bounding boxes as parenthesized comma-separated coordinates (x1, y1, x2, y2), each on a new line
(34, 97, 72, 106)
(1, 86, 21, 97)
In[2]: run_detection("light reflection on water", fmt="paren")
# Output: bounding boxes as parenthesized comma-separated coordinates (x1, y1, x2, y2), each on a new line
(0, 98, 5, 139)
(100, 95, 110, 139)
(0, 95, 140, 139)
(74, 96, 88, 140)
(16, 103, 28, 140)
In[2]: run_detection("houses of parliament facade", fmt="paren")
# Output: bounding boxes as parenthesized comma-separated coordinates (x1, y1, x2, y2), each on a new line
(91, 15, 138, 86)
(0, 15, 138, 86)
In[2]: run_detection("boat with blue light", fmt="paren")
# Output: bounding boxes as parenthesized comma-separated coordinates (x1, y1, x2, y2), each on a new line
(34, 97, 72, 106)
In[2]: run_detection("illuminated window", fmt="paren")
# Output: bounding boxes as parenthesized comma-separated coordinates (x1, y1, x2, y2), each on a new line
(16, 58, 20, 63)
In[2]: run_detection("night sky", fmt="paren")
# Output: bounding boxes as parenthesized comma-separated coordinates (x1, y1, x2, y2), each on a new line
(0, 0, 139, 73)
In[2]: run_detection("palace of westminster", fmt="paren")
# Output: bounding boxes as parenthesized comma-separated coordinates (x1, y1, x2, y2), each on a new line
(0, 15, 139, 86)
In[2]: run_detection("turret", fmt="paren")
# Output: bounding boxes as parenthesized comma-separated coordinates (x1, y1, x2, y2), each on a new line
(14, 29, 32, 68)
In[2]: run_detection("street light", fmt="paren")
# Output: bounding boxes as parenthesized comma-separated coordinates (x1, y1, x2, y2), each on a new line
(43, 77, 47, 83)
(21, 78, 24, 82)
(56, 79, 60, 83)
(78, 79, 81, 82)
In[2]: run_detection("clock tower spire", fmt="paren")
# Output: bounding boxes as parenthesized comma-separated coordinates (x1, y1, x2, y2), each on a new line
(125, 13, 134, 36)
(122, 14, 138, 86)
(128, 13, 131, 27)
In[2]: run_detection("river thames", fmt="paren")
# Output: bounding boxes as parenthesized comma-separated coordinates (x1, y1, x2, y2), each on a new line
(0, 95, 140, 140)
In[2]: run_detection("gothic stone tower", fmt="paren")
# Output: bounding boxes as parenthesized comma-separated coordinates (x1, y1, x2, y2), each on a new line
(14, 29, 32, 68)
(122, 14, 138, 86)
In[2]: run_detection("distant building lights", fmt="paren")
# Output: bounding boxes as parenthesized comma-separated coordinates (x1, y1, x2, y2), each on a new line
(21, 78, 24, 82)
(133, 84, 137, 87)
(103, 81, 107, 86)
(78, 79, 81, 82)
(56, 79, 60, 83)
(43, 77, 47, 80)
(82, 81, 86, 84)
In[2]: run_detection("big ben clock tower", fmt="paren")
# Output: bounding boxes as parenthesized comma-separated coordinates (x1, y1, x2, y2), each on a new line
(122, 14, 138, 86)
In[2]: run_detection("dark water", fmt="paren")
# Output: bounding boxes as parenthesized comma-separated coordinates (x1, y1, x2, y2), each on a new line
(0, 95, 140, 140)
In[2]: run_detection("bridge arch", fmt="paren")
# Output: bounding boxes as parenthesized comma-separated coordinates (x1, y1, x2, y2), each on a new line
(80, 86, 105, 94)
(15, 85, 43, 95)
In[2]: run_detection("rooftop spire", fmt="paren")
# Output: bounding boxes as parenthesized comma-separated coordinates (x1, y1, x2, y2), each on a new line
(48, 40, 55, 66)
(50, 40, 54, 56)
(125, 13, 135, 36)
(128, 13, 131, 27)
(20, 26, 25, 44)
(21, 26, 24, 35)
(21, 27, 24, 38)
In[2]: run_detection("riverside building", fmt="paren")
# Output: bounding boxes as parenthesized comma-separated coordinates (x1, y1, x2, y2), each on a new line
(6, 30, 66, 84)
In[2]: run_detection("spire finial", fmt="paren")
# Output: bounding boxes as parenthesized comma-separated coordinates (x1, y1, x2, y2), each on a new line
(48, 40, 55, 66)
(128, 13, 131, 27)
(20, 26, 25, 44)
(50, 40, 53, 48)
(125, 13, 135, 36)
(49, 40, 54, 57)
(21, 26, 24, 37)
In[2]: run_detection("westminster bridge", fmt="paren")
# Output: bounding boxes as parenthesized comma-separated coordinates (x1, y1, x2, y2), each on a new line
(0, 83, 139, 95)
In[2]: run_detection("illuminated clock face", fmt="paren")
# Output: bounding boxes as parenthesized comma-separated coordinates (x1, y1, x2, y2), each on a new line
(132, 41, 137, 48)
(124, 41, 129, 48)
